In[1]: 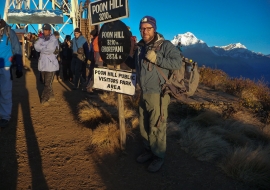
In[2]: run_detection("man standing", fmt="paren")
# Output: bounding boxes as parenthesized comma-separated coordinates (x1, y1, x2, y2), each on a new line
(60, 35, 73, 81)
(70, 28, 89, 90)
(128, 16, 182, 172)
(34, 23, 59, 106)
(86, 29, 104, 93)
(86, 30, 96, 92)
(92, 31, 103, 67)
(0, 19, 23, 128)
(53, 31, 62, 81)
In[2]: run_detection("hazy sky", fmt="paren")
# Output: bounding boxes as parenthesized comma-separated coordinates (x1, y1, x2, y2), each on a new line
(1, 0, 270, 54)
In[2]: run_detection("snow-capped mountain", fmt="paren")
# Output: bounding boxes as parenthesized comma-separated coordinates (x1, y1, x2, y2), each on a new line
(172, 32, 268, 59)
(210, 43, 265, 59)
(7, 9, 63, 24)
(220, 43, 247, 50)
(171, 32, 270, 82)
(171, 32, 205, 46)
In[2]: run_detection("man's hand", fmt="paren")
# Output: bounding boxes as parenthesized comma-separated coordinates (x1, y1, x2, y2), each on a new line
(87, 60, 91, 65)
(16, 70, 23, 78)
(145, 50, 157, 64)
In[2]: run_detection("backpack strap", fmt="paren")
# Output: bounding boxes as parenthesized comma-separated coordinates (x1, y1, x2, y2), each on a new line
(151, 41, 167, 128)
(75, 39, 79, 49)
(155, 65, 169, 82)
(147, 40, 164, 71)
(154, 65, 170, 128)
(152, 40, 164, 50)
(3, 26, 14, 80)
(6, 26, 11, 45)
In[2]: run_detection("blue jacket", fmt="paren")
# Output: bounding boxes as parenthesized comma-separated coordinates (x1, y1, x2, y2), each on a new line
(135, 33, 182, 94)
(34, 34, 59, 72)
(0, 26, 23, 71)
(71, 35, 89, 60)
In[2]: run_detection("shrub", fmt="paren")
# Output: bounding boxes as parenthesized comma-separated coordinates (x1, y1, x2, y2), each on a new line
(199, 67, 228, 90)
(177, 111, 270, 189)
(199, 67, 270, 120)
(90, 122, 120, 149)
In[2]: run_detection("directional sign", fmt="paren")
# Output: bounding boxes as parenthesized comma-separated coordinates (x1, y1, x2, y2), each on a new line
(89, 0, 129, 25)
(98, 20, 131, 65)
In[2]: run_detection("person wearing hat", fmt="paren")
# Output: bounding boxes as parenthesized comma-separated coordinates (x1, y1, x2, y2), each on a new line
(92, 30, 103, 67)
(86, 29, 104, 92)
(70, 28, 90, 90)
(34, 23, 60, 106)
(127, 16, 182, 172)
(85, 29, 97, 92)
(0, 19, 23, 128)
(60, 35, 73, 81)
(53, 31, 62, 81)
(38, 29, 43, 37)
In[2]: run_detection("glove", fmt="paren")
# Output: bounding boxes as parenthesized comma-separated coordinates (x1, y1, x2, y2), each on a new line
(87, 60, 91, 65)
(16, 70, 23, 78)
(145, 50, 157, 64)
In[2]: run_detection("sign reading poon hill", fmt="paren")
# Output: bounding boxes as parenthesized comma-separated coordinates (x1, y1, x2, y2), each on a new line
(89, 0, 129, 25)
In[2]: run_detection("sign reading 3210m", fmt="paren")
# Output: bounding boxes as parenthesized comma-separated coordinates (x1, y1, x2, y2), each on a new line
(89, 0, 129, 25)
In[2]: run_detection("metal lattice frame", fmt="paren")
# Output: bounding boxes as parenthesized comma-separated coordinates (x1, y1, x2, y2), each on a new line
(3, 0, 82, 41)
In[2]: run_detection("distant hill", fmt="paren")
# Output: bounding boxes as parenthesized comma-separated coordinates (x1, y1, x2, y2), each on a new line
(171, 32, 270, 82)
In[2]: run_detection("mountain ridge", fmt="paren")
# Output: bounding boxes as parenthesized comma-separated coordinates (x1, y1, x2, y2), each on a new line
(171, 32, 270, 82)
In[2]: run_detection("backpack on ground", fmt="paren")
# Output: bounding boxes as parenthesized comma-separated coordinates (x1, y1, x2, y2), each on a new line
(153, 41, 200, 101)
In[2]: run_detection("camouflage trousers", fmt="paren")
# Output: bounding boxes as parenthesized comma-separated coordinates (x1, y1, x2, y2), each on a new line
(40, 71, 55, 102)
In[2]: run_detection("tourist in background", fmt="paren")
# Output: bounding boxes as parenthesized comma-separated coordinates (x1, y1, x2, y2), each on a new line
(34, 23, 59, 106)
(60, 35, 73, 81)
(53, 31, 62, 81)
(86, 29, 103, 92)
(0, 19, 23, 127)
(70, 28, 90, 90)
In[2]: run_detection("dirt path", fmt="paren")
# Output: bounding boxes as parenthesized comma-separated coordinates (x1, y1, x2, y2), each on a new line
(0, 58, 255, 190)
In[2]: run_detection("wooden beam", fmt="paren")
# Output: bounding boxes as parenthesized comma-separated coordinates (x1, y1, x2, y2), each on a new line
(116, 64, 126, 150)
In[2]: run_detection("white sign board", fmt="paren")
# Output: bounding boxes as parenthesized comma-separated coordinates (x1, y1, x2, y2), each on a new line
(93, 68, 136, 95)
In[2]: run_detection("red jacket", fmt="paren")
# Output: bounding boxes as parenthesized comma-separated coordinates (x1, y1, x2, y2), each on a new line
(93, 36, 102, 62)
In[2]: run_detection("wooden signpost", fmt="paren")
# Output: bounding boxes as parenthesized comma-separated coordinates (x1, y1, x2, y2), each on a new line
(89, 0, 133, 150)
